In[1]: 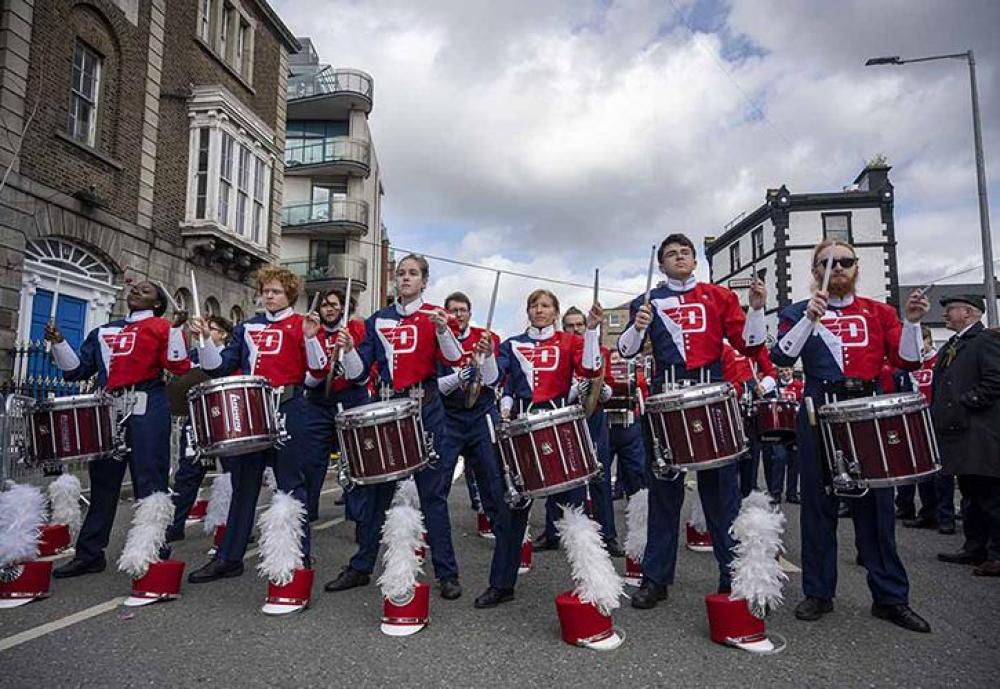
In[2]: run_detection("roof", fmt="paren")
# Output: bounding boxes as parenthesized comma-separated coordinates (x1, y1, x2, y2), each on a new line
(896, 282, 995, 325)
(251, 1, 301, 53)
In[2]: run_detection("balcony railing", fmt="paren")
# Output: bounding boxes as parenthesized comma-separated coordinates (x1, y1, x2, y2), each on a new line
(281, 199, 369, 233)
(284, 136, 371, 175)
(284, 253, 368, 287)
(288, 67, 374, 106)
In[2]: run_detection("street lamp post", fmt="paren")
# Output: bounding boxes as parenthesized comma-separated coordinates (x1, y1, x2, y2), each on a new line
(866, 51, 997, 327)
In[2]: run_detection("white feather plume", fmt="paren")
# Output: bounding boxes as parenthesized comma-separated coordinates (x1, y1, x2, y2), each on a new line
(118, 492, 174, 578)
(377, 503, 425, 602)
(48, 473, 83, 537)
(203, 473, 233, 534)
(392, 478, 421, 510)
(263, 466, 278, 494)
(689, 487, 708, 533)
(0, 482, 47, 567)
(623, 489, 648, 561)
(729, 490, 788, 619)
(256, 491, 305, 586)
(556, 505, 624, 616)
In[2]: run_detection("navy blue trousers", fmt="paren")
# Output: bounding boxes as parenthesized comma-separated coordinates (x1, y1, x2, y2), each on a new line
(610, 421, 647, 496)
(170, 420, 234, 532)
(76, 386, 172, 563)
(584, 409, 617, 540)
(798, 404, 909, 606)
(785, 442, 800, 498)
(303, 393, 371, 523)
(349, 398, 459, 581)
(218, 394, 311, 562)
(639, 416, 741, 591)
(896, 475, 956, 524)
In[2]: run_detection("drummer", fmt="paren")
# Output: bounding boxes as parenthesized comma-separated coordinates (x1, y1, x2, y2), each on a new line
(166, 314, 234, 541)
(302, 289, 371, 526)
(617, 233, 766, 608)
(478, 289, 603, 607)
(45, 281, 191, 578)
(609, 351, 648, 499)
(721, 342, 778, 498)
(771, 238, 931, 632)
(186, 266, 328, 585)
(777, 368, 803, 503)
(328, 254, 486, 601)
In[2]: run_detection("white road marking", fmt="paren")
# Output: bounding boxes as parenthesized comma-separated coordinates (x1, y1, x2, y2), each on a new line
(0, 597, 127, 653)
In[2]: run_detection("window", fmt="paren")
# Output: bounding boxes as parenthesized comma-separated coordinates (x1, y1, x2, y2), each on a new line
(608, 313, 622, 328)
(198, 0, 213, 41)
(204, 297, 221, 317)
(310, 238, 347, 270)
(286, 121, 350, 165)
(68, 41, 101, 146)
(752, 226, 764, 261)
(229, 305, 244, 324)
(823, 213, 852, 242)
(729, 243, 741, 271)
(235, 145, 251, 236)
(252, 158, 266, 245)
(198, 0, 254, 82)
(218, 133, 234, 226)
(195, 128, 210, 217)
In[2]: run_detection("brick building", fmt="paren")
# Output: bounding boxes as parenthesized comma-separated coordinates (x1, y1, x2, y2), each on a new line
(0, 0, 298, 386)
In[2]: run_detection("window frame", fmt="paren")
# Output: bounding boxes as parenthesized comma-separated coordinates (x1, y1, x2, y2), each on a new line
(729, 242, 741, 272)
(751, 226, 764, 261)
(822, 212, 853, 243)
(196, 0, 255, 84)
(68, 40, 102, 148)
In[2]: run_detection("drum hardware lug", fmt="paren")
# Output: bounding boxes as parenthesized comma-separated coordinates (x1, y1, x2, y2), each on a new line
(648, 433, 680, 481)
(337, 459, 354, 491)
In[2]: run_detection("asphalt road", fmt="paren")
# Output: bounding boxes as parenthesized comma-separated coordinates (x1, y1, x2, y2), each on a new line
(2, 474, 998, 689)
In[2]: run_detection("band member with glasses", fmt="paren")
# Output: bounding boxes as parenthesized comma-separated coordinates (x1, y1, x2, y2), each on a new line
(772, 239, 932, 633)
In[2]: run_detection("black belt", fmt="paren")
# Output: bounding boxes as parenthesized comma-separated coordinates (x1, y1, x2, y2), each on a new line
(390, 380, 439, 406)
(813, 378, 877, 399)
(109, 379, 164, 395)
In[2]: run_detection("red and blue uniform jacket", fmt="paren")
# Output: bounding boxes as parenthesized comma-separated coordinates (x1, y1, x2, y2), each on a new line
(892, 352, 937, 404)
(59, 313, 190, 391)
(307, 318, 370, 406)
(778, 378, 804, 403)
(206, 310, 328, 387)
(437, 326, 501, 419)
(498, 328, 599, 409)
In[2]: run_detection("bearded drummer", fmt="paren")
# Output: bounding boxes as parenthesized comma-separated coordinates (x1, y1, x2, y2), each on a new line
(44, 281, 190, 578)
(771, 238, 931, 633)
(302, 289, 372, 526)
(617, 233, 766, 609)
(476, 289, 603, 608)
(186, 266, 328, 585)
(328, 254, 485, 601)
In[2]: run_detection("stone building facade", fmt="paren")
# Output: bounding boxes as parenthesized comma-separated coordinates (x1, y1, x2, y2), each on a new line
(0, 0, 299, 385)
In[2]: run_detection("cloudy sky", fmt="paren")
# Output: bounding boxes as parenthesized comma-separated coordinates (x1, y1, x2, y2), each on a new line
(272, 0, 999, 335)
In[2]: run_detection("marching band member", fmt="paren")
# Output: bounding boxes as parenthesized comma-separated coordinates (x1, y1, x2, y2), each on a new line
(550, 306, 624, 557)
(617, 233, 766, 608)
(721, 343, 779, 499)
(771, 238, 931, 632)
(479, 289, 602, 607)
(433, 291, 514, 608)
(166, 315, 234, 541)
(186, 266, 328, 584)
(777, 367, 803, 503)
(303, 289, 371, 525)
(328, 255, 481, 601)
(45, 281, 190, 577)
(609, 351, 648, 499)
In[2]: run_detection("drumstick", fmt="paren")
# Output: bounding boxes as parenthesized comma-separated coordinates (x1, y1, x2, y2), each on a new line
(326, 277, 353, 398)
(308, 289, 321, 315)
(484, 271, 500, 333)
(819, 252, 834, 293)
(151, 279, 181, 312)
(593, 268, 600, 306)
(644, 245, 656, 305)
(190, 269, 205, 348)
(45, 271, 61, 352)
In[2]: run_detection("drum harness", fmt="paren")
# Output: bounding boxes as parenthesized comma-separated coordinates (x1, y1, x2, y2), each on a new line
(809, 378, 879, 498)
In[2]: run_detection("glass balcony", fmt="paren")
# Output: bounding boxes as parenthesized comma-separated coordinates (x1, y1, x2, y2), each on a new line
(284, 136, 370, 177)
(287, 67, 373, 118)
(281, 199, 369, 234)
(284, 253, 368, 289)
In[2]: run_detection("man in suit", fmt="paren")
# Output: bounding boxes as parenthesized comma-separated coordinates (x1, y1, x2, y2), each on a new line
(932, 294, 1000, 577)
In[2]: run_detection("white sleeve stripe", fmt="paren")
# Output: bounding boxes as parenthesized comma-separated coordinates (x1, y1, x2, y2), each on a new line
(743, 307, 766, 346)
(167, 327, 188, 362)
(51, 340, 81, 371)
(899, 321, 922, 362)
(777, 316, 814, 359)
(304, 335, 328, 369)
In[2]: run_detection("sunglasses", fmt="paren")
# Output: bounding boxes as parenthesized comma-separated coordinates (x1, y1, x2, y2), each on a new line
(815, 257, 857, 269)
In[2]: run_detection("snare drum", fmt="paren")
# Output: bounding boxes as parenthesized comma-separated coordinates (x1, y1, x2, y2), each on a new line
(335, 398, 428, 485)
(753, 399, 798, 444)
(26, 393, 119, 465)
(187, 376, 283, 458)
(818, 392, 940, 491)
(605, 361, 637, 427)
(497, 405, 598, 500)
(645, 382, 746, 472)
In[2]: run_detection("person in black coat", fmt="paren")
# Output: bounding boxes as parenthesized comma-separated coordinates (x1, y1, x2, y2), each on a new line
(931, 295, 1000, 577)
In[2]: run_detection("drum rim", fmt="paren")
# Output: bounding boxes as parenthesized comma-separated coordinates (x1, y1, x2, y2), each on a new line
(860, 466, 941, 488)
(335, 398, 420, 428)
(518, 472, 599, 500)
(645, 382, 735, 411)
(33, 392, 112, 411)
(818, 392, 926, 421)
(753, 399, 798, 409)
(188, 375, 273, 397)
(502, 404, 587, 435)
(195, 433, 281, 457)
(27, 450, 115, 465)
(348, 460, 429, 485)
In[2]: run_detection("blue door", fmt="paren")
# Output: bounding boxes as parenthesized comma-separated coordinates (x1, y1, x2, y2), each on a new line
(27, 290, 88, 391)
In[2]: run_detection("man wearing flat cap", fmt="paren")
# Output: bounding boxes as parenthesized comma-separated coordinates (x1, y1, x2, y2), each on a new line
(932, 294, 1000, 577)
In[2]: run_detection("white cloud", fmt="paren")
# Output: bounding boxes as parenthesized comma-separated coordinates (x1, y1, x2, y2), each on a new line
(272, 0, 1000, 333)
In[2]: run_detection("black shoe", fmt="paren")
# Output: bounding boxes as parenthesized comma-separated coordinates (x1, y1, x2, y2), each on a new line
(631, 581, 668, 609)
(871, 604, 931, 633)
(794, 596, 833, 621)
(324, 566, 370, 592)
(474, 586, 514, 608)
(334, 494, 345, 506)
(786, 494, 800, 504)
(164, 527, 185, 543)
(937, 523, 957, 535)
(52, 556, 106, 579)
(837, 504, 851, 519)
(532, 533, 560, 551)
(937, 548, 987, 565)
(187, 558, 244, 584)
(895, 507, 916, 520)
(903, 516, 939, 530)
(440, 577, 462, 600)
(604, 538, 625, 558)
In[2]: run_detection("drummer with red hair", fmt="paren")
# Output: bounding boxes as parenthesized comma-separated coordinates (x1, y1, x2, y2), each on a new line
(771, 238, 931, 632)
(472, 289, 603, 609)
